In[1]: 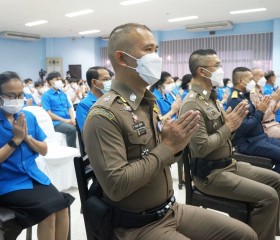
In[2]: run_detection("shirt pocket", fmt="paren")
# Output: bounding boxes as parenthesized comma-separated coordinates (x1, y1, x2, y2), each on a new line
(205, 110, 222, 134)
(127, 127, 153, 145)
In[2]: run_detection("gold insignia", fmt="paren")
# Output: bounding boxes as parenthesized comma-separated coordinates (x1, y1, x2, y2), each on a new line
(88, 107, 115, 120)
(231, 91, 238, 99)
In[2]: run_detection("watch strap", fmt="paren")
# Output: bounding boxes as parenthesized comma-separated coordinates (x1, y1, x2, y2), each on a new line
(8, 139, 19, 149)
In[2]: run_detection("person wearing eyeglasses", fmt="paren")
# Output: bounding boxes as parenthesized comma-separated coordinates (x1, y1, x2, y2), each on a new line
(41, 71, 77, 148)
(0, 71, 74, 240)
(76, 66, 112, 133)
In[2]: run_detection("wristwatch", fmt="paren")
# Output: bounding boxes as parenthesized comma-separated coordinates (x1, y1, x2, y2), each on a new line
(8, 139, 19, 149)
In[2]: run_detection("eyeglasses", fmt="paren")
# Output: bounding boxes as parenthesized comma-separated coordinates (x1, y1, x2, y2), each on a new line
(1, 92, 25, 100)
(199, 63, 222, 69)
(98, 78, 111, 82)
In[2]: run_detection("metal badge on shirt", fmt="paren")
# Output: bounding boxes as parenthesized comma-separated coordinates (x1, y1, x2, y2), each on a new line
(132, 121, 146, 136)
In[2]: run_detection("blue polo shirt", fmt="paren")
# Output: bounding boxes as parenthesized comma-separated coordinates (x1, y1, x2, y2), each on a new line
(152, 88, 176, 119)
(76, 91, 98, 133)
(24, 93, 37, 106)
(0, 110, 50, 195)
(263, 84, 280, 122)
(41, 88, 72, 127)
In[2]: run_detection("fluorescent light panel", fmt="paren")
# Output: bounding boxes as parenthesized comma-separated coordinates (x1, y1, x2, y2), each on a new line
(25, 20, 48, 27)
(230, 8, 267, 14)
(120, 0, 151, 6)
(65, 9, 94, 17)
(168, 16, 198, 22)
(79, 30, 100, 35)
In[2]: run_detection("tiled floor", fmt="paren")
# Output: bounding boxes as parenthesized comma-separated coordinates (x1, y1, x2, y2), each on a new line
(17, 164, 224, 240)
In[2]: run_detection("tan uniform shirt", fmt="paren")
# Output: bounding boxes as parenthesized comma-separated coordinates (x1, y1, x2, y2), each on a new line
(83, 80, 174, 212)
(179, 84, 232, 160)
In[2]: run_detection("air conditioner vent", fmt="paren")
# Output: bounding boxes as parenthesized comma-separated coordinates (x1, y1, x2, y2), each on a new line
(0, 31, 41, 41)
(185, 21, 233, 32)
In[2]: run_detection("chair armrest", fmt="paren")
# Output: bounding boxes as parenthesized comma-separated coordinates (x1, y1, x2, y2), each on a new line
(233, 152, 273, 169)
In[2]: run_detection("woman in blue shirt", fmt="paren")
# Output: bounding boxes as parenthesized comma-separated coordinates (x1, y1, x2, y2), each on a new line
(0, 71, 74, 240)
(150, 71, 181, 120)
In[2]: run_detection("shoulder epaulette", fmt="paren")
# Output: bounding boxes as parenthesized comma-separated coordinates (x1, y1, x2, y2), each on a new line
(87, 106, 115, 121)
(231, 91, 238, 99)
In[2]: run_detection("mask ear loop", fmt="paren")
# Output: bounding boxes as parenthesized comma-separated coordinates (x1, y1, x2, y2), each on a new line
(122, 52, 138, 70)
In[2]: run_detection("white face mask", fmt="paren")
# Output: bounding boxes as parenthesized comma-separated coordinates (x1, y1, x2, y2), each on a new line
(101, 80, 112, 93)
(0, 97, 24, 114)
(227, 82, 233, 88)
(203, 67, 225, 87)
(162, 83, 174, 94)
(28, 83, 34, 89)
(53, 80, 63, 90)
(257, 77, 267, 88)
(71, 83, 78, 90)
(123, 52, 163, 85)
(246, 80, 256, 93)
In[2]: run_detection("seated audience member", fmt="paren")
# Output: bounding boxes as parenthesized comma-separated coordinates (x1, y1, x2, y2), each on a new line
(216, 78, 233, 110)
(263, 70, 280, 122)
(251, 67, 280, 138)
(179, 49, 280, 240)
(66, 77, 82, 110)
(76, 66, 111, 132)
(32, 82, 45, 106)
(0, 71, 74, 240)
(227, 67, 280, 172)
(23, 78, 37, 106)
(171, 76, 182, 96)
(180, 73, 192, 100)
(83, 23, 258, 240)
(41, 71, 77, 148)
(150, 71, 181, 120)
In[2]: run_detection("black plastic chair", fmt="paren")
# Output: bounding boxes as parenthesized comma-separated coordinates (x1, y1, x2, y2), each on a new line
(182, 147, 257, 223)
(0, 207, 32, 240)
(76, 119, 86, 158)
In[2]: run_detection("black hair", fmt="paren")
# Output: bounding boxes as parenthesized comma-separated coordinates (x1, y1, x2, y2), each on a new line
(46, 71, 61, 83)
(68, 77, 78, 84)
(35, 82, 44, 88)
(107, 68, 115, 77)
(86, 66, 107, 87)
(150, 71, 171, 92)
(181, 74, 192, 90)
(24, 78, 33, 84)
(265, 70, 275, 80)
(173, 76, 179, 82)
(232, 67, 251, 86)
(189, 49, 217, 77)
(0, 71, 21, 94)
(223, 78, 230, 87)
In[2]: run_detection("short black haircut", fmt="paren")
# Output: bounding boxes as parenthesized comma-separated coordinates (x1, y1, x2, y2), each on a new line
(24, 78, 33, 84)
(46, 71, 61, 83)
(35, 82, 44, 88)
(232, 67, 251, 86)
(223, 78, 230, 87)
(265, 70, 275, 80)
(189, 49, 217, 77)
(0, 71, 20, 94)
(150, 71, 171, 92)
(86, 66, 107, 87)
(181, 74, 192, 90)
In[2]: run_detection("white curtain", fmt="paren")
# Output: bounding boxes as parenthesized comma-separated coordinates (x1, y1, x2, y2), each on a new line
(100, 47, 113, 72)
(160, 33, 273, 79)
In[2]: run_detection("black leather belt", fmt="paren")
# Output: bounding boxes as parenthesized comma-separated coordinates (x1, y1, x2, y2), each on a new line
(194, 157, 232, 179)
(112, 196, 176, 228)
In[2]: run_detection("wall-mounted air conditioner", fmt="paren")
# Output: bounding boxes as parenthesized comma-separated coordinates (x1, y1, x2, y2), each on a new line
(185, 21, 233, 32)
(0, 31, 41, 41)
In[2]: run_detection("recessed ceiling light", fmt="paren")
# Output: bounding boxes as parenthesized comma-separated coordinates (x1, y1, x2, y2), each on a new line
(120, 0, 151, 6)
(230, 8, 267, 14)
(25, 20, 48, 27)
(168, 16, 199, 22)
(79, 30, 100, 35)
(65, 9, 94, 17)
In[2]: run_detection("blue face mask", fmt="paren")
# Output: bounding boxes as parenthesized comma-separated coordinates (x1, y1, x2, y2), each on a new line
(101, 80, 112, 93)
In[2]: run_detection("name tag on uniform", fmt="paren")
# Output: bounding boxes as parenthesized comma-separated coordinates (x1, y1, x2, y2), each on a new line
(132, 121, 146, 136)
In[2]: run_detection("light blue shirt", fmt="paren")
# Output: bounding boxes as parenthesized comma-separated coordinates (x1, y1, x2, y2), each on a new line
(0, 110, 50, 195)
(41, 88, 72, 127)
(24, 93, 37, 106)
(263, 84, 280, 122)
(153, 88, 176, 119)
(76, 91, 98, 133)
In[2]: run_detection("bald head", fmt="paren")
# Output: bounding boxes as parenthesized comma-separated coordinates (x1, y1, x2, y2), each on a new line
(251, 67, 265, 82)
(108, 23, 151, 68)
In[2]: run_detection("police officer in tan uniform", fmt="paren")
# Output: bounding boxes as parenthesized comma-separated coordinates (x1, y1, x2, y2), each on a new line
(83, 24, 257, 240)
(179, 49, 280, 240)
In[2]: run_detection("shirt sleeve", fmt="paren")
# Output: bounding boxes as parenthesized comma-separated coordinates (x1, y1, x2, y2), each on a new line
(76, 102, 88, 132)
(180, 100, 231, 158)
(83, 113, 174, 202)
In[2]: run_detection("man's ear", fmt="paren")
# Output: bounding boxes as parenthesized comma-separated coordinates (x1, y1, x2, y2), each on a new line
(197, 67, 206, 78)
(91, 79, 97, 87)
(115, 51, 127, 67)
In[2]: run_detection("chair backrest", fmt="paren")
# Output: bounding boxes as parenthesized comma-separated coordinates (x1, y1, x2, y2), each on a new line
(75, 119, 86, 157)
(182, 146, 252, 223)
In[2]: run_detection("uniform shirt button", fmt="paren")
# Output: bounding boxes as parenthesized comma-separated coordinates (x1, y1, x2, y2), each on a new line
(143, 138, 146, 143)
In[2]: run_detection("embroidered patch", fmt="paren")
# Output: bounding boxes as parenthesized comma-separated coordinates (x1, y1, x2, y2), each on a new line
(88, 108, 115, 120)
(231, 91, 238, 99)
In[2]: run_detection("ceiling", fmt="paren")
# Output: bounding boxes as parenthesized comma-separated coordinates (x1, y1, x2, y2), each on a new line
(0, 0, 279, 38)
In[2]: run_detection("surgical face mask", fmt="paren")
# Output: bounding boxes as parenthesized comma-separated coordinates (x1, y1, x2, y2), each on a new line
(203, 67, 224, 87)
(123, 52, 162, 85)
(101, 80, 112, 93)
(71, 83, 79, 90)
(227, 82, 233, 88)
(53, 80, 63, 90)
(257, 77, 267, 88)
(162, 83, 174, 94)
(28, 83, 34, 89)
(0, 97, 24, 114)
(245, 80, 256, 92)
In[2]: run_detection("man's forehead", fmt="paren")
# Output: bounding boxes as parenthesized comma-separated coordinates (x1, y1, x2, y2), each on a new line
(204, 54, 220, 63)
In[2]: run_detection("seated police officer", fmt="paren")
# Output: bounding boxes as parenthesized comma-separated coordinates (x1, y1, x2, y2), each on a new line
(179, 50, 280, 240)
(83, 24, 258, 240)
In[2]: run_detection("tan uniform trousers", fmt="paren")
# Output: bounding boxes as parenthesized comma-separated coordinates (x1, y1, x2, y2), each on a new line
(194, 161, 280, 240)
(114, 202, 257, 240)
(264, 123, 280, 139)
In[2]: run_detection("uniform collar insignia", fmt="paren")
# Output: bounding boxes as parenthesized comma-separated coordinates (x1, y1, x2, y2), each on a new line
(130, 93, 137, 102)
